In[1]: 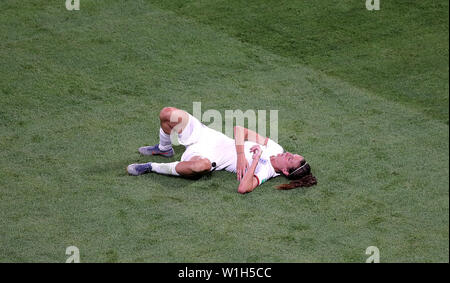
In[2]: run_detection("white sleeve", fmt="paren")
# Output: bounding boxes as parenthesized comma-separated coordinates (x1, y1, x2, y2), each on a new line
(253, 160, 276, 186)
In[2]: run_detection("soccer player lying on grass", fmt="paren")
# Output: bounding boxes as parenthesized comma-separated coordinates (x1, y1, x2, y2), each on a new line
(127, 107, 317, 193)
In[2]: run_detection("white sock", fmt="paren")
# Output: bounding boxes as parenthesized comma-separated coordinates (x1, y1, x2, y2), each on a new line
(158, 128, 172, 151)
(151, 162, 180, 176)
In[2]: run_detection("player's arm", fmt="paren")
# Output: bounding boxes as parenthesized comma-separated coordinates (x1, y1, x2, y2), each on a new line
(237, 145, 262, 194)
(234, 125, 268, 147)
(234, 126, 268, 182)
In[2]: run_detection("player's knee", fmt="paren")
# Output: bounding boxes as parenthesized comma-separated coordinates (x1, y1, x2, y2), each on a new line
(159, 107, 175, 122)
(192, 159, 211, 174)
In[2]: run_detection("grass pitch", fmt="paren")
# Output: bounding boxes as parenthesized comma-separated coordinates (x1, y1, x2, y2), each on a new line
(0, 0, 448, 262)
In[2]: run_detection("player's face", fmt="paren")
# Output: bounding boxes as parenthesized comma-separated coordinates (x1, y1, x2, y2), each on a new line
(273, 152, 304, 175)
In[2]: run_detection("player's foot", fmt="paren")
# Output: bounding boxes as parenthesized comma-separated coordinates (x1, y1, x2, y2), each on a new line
(138, 144, 174, 157)
(127, 162, 153, 176)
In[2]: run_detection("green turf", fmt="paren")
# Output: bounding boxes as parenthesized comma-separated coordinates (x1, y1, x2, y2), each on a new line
(149, 0, 449, 123)
(0, 0, 448, 262)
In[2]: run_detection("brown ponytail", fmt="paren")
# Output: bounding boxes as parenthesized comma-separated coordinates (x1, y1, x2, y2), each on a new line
(276, 161, 317, 190)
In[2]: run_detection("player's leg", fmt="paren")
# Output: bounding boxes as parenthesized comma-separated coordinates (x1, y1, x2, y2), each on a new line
(138, 107, 190, 157)
(157, 107, 190, 136)
(127, 156, 212, 178)
(174, 156, 212, 178)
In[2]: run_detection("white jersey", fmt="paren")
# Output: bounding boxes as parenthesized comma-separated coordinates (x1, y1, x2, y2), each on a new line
(179, 114, 284, 185)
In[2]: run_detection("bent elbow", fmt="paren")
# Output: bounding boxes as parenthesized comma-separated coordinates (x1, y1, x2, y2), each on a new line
(237, 186, 248, 194)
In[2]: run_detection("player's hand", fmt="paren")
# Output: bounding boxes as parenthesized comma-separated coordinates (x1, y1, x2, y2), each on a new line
(236, 153, 249, 181)
(250, 145, 262, 160)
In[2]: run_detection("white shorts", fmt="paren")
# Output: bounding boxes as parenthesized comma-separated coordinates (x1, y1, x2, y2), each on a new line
(179, 115, 235, 171)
